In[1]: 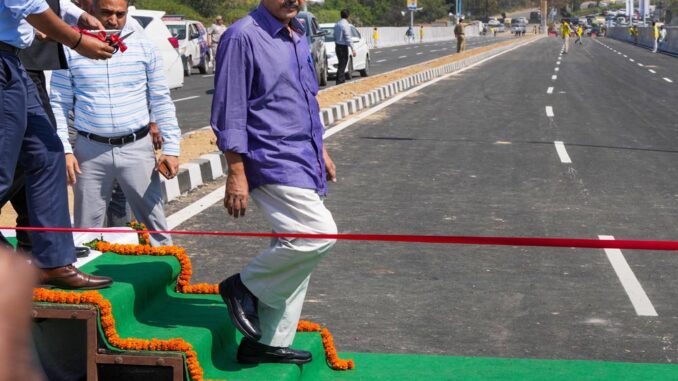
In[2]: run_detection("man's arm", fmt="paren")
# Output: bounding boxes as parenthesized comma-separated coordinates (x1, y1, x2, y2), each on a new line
(59, 0, 104, 30)
(50, 65, 81, 184)
(210, 36, 253, 218)
(26, 8, 113, 59)
(145, 43, 181, 177)
(341, 21, 355, 53)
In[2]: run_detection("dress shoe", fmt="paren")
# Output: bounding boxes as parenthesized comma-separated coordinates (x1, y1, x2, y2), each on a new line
(219, 274, 261, 341)
(237, 337, 312, 364)
(75, 246, 90, 258)
(39, 265, 112, 290)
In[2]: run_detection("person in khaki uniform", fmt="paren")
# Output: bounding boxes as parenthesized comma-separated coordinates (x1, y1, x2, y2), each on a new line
(454, 18, 465, 52)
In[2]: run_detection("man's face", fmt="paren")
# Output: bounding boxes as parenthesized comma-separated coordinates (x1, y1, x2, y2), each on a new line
(94, 0, 128, 30)
(216, 18, 224, 25)
(262, 0, 304, 24)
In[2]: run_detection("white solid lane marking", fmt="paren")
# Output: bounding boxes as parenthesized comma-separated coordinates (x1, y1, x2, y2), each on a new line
(545, 106, 554, 117)
(376, 59, 386, 63)
(552, 75, 557, 80)
(547, 87, 554, 94)
(398, 55, 407, 59)
(664, 77, 674, 83)
(554, 141, 571, 163)
(202, 74, 215, 78)
(166, 186, 226, 229)
(648, 69, 656, 74)
(599, 235, 658, 317)
(173, 96, 200, 103)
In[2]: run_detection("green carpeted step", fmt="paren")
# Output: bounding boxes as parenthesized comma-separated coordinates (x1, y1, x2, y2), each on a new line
(77, 252, 335, 380)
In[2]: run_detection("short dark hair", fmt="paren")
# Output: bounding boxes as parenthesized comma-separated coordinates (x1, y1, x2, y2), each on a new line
(341, 9, 350, 19)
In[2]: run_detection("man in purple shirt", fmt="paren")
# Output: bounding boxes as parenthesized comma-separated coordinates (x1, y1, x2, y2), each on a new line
(210, 0, 338, 365)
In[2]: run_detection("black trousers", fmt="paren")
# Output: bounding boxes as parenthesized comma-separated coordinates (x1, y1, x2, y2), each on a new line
(335, 44, 349, 84)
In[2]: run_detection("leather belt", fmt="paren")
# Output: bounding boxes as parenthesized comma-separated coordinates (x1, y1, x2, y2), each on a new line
(78, 125, 150, 146)
(0, 41, 19, 55)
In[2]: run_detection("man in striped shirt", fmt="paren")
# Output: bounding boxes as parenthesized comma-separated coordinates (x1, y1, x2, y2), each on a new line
(50, 0, 180, 245)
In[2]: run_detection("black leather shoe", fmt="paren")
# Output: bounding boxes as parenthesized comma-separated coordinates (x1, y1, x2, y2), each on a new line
(219, 274, 261, 341)
(237, 337, 312, 364)
(75, 246, 90, 258)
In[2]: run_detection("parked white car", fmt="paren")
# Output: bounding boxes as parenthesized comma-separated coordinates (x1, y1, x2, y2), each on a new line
(163, 18, 212, 76)
(320, 23, 370, 79)
(126, 7, 184, 89)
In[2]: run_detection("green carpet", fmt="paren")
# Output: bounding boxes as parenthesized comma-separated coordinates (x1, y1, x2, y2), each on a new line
(30, 248, 678, 380)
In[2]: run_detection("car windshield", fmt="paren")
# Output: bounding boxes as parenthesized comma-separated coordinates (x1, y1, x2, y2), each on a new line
(321, 27, 335, 42)
(167, 25, 186, 39)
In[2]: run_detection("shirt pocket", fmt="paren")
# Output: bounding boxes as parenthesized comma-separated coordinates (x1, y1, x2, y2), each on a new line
(304, 54, 319, 96)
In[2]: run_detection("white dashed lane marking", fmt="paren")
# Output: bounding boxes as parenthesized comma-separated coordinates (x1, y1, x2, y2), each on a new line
(599, 235, 658, 317)
(554, 141, 572, 163)
(552, 75, 557, 80)
(648, 69, 656, 74)
(547, 87, 554, 94)
(545, 106, 554, 117)
(664, 77, 674, 83)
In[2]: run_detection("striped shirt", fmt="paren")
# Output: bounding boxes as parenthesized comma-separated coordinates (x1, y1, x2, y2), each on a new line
(50, 25, 180, 156)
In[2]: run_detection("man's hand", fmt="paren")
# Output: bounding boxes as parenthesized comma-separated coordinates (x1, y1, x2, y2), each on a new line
(34, 29, 48, 41)
(156, 155, 179, 179)
(75, 34, 114, 59)
(225, 172, 249, 218)
(77, 12, 104, 30)
(323, 147, 337, 182)
(150, 123, 163, 150)
(224, 151, 248, 218)
(65, 153, 81, 185)
(351, 50, 357, 57)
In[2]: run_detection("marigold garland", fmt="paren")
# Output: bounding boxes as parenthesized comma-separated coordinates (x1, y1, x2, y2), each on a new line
(36, 240, 355, 378)
(127, 220, 151, 245)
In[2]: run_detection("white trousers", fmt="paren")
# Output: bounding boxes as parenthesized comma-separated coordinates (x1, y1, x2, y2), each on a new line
(563, 35, 569, 53)
(240, 184, 337, 347)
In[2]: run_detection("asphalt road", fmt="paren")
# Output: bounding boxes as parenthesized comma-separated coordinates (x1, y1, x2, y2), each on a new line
(169, 35, 517, 133)
(166, 35, 678, 362)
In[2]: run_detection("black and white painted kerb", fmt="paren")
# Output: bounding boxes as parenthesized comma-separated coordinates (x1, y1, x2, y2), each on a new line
(159, 37, 542, 203)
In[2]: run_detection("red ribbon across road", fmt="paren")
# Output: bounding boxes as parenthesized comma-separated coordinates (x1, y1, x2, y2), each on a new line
(2, 226, 678, 251)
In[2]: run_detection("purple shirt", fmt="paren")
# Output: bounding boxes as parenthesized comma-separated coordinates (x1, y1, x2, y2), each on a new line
(210, 4, 326, 195)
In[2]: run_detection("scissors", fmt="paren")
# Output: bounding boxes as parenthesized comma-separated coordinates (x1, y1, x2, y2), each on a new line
(110, 31, 134, 53)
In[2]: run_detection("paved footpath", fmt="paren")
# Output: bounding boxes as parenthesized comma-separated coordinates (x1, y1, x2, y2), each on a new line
(167, 35, 678, 367)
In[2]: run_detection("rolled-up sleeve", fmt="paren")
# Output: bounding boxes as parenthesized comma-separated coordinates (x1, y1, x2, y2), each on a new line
(59, 0, 84, 26)
(4, 0, 49, 19)
(210, 36, 252, 154)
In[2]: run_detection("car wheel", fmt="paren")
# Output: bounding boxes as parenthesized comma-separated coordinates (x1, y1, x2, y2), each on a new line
(360, 55, 369, 77)
(184, 56, 192, 77)
(346, 57, 353, 80)
(198, 54, 208, 74)
(319, 58, 328, 86)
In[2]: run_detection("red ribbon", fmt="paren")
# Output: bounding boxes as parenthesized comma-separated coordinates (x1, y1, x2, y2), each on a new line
(2, 226, 678, 251)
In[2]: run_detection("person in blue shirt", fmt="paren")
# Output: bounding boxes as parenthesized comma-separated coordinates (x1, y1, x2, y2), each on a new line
(211, 0, 339, 365)
(0, 0, 114, 289)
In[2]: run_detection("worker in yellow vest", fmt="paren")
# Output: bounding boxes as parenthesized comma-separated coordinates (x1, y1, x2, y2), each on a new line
(652, 21, 659, 53)
(372, 27, 379, 48)
(575, 24, 583, 45)
(561, 20, 571, 53)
